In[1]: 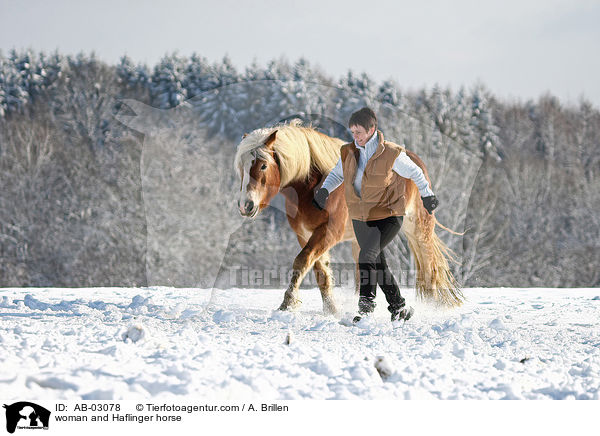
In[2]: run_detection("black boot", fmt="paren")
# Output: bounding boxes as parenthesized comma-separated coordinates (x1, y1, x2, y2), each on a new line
(353, 297, 376, 323)
(391, 305, 414, 322)
(352, 312, 370, 323)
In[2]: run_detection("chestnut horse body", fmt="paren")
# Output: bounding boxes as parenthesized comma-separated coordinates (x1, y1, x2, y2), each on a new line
(234, 120, 462, 316)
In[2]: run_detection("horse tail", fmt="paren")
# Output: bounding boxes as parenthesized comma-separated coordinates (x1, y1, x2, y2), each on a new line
(402, 198, 464, 307)
(434, 219, 465, 236)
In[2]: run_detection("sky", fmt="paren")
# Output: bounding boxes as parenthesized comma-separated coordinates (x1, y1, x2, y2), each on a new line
(1, 0, 599, 107)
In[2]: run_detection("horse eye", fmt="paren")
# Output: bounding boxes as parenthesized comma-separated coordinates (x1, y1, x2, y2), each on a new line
(261, 164, 267, 171)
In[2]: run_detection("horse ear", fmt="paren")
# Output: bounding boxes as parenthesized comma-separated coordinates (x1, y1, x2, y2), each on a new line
(264, 130, 277, 149)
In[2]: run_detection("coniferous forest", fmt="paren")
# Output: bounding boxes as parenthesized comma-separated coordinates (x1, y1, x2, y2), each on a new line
(1, 49, 598, 289)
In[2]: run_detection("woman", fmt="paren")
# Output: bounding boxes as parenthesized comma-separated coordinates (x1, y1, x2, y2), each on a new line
(312, 107, 439, 323)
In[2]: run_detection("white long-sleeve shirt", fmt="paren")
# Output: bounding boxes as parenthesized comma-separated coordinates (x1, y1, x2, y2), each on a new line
(321, 131, 435, 198)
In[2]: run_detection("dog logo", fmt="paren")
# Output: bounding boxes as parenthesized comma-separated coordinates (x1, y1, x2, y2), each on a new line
(3, 402, 50, 434)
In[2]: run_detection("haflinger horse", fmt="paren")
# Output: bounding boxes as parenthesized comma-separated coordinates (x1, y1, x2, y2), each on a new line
(234, 119, 463, 317)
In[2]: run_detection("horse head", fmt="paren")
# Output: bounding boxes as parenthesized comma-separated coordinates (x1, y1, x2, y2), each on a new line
(237, 130, 281, 218)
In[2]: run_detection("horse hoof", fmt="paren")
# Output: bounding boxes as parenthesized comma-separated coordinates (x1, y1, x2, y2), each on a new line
(278, 300, 301, 312)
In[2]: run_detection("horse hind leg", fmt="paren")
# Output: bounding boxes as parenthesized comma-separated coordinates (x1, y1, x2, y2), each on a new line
(313, 251, 338, 316)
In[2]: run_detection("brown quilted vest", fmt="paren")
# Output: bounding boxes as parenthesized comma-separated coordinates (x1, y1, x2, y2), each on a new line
(340, 130, 407, 221)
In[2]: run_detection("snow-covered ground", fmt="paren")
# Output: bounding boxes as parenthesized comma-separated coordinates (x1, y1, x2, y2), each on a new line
(1, 286, 599, 401)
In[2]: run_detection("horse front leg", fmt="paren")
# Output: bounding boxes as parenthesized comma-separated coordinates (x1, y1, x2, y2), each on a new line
(278, 246, 313, 311)
(278, 224, 337, 313)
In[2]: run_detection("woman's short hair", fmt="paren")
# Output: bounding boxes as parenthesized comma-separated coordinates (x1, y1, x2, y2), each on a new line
(348, 107, 377, 131)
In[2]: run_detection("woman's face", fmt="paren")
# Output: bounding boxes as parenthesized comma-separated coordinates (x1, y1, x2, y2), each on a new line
(350, 124, 376, 147)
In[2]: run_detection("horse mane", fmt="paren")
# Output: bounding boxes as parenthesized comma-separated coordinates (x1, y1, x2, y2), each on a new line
(234, 119, 344, 187)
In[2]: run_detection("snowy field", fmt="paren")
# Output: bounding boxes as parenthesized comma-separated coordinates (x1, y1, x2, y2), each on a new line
(0, 286, 599, 401)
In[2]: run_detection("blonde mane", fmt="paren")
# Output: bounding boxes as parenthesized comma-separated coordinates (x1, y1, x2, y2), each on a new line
(234, 119, 344, 187)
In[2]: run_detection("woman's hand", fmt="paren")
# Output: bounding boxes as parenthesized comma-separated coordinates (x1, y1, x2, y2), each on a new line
(312, 188, 330, 210)
(422, 195, 439, 214)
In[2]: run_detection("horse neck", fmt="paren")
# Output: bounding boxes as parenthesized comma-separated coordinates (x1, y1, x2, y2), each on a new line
(279, 166, 322, 202)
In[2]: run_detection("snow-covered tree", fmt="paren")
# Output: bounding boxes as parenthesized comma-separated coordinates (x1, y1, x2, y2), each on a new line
(0, 55, 7, 117)
(335, 70, 377, 123)
(11, 49, 47, 103)
(1, 51, 28, 114)
(183, 52, 218, 98)
(193, 56, 243, 138)
(117, 55, 150, 92)
(470, 84, 501, 161)
(150, 53, 188, 109)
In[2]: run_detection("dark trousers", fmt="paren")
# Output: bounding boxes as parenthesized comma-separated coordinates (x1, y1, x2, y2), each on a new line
(352, 216, 405, 314)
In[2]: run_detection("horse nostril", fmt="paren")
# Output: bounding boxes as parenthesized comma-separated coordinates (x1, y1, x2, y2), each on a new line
(245, 200, 254, 211)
